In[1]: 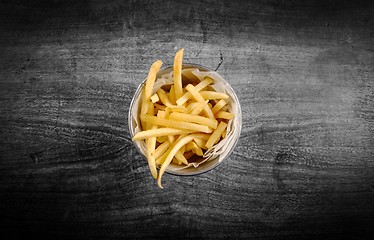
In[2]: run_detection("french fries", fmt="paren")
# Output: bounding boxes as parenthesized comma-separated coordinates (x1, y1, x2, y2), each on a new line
(215, 111, 234, 120)
(141, 115, 212, 133)
(205, 122, 228, 149)
(132, 128, 192, 140)
(200, 91, 229, 100)
(145, 60, 163, 100)
(146, 125, 158, 179)
(211, 99, 226, 114)
(188, 101, 207, 115)
(169, 112, 218, 129)
(154, 141, 170, 159)
(186, 84, 205, 102)
(176, 78, 213, 106)
(131, 49, 235, 188)
(157, 88, 173, 107)
(193, 138, 208, 150)
(173, 48, 184, 99)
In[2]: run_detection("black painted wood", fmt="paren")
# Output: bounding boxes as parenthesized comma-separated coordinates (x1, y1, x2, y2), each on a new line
(1, 1, 373, 239)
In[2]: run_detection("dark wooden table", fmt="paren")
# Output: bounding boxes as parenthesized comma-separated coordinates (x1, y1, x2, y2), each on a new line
(1, 1, 373, 239)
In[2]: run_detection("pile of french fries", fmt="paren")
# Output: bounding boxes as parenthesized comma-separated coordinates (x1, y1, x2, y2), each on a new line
(132, 49, 234, 188)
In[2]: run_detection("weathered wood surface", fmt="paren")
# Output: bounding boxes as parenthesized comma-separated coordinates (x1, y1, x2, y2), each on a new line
(1, 0, 373, 239)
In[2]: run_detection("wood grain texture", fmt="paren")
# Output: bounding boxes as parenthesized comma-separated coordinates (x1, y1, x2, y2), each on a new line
(1, 0, 374, 239)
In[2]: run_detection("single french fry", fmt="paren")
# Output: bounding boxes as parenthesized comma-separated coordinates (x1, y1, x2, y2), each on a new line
(154, 141, 170, 159)
(167, 134, 175, 144)
(164, 107, 170, 119)
(212, 99, 227, 114)
(174, 48, 184, 99)
(176, 77, 214, 106)
(192, 146, 204, 156)
(180, 145, 185, 154)
(157, 110, 166, 120)
(146, 154, 158, 178)
(157, 88, 173, 107)
(143, 101, 154, 130)
(176, 92, 191, 106)
(193, 133, 210, 141)
(169, 112, 218, 129)
(190, 133, 211, 140)
(215, 111, 234, 120)
(141, 95, 154, 130)
(202, 77, 214, 86)
(203, 105, 215, 119)
(175, 92, 192, 106)
(155, 150, 168, 165)
(185, 142, 198, 152)
(189, 100, 208, 115)
(140, 90, 149, 116)
(200, 91, 229, 100)
(145, 60, 163, 100)
(222, 129, 227, 138)
(186, 102, 201, 113)
(150, 93, 159, 103)
(141, 115, 212, 133)
(205, 122, 227, 149)
(156, 136, 168, 143)
(169, 85, 176, 105)
(186, 84, 205, 102)
(175, 150, 188, 165)
(147, 101, 154, 116)
(166, 105, 187, 113)
(146, 125, 158, 179)
(194, 77, 214, 90)
(132, 128, 193, 141)
(193, 138, 208, 150)
(146, 125, 157, 155)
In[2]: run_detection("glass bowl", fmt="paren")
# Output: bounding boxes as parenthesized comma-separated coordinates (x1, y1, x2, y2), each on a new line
(128, 63, 242, 176)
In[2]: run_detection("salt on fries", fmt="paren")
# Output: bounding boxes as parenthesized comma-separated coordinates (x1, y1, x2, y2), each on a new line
(131, 49, 235, 188)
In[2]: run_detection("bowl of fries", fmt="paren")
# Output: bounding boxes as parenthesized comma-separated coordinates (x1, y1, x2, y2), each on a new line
(129, 49, 242, 188)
